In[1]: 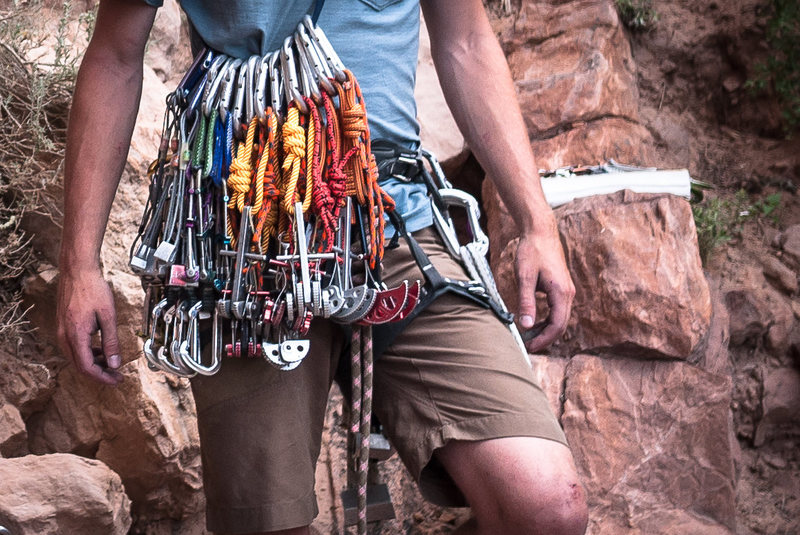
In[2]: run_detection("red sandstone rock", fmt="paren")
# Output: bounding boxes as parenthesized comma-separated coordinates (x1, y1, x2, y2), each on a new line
(725, 288, 778, 348)
(27, 360, 204, 523)
(502, 0, 639, 136)
(779, 224, 800, 268)
(529, 355, 568, 414)
(762, 255, 798, 295)
(0, 454, 132, 534)
(491, 191, 711, 358)
(0, 348, 57, 416)
(755, 367, 800, 446)
(484, 0, 656, 247)
(562, 355, 736, 533)
(0, 404, 27, 458)
(694, 277, 733, 376)
(556, 192, 711, 359)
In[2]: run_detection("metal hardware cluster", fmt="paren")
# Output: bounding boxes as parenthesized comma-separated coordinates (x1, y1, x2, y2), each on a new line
(129, 16, 418, 377)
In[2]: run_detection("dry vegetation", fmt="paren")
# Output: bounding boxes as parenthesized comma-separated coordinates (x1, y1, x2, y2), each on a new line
(0, 4, 82, 340)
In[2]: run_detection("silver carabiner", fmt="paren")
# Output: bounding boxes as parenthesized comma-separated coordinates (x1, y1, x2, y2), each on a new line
(231, 62, 248, 140)
(182, 301, 222, 376)
(296, 22, 336, 95)
(430, 188, 490, 261)
(293, 32, 321, 103)
(301, 15, 346, 82)
(202, 54, 229, 117)
(268, 50, 283, 118)
(255, 54, 270, 120)
(143, 298, 169, 370)
(245, 55, 260, 126)
(280, 36, 309, 113)
(159, 303, 197, 377)
(217, 57, 243, 123)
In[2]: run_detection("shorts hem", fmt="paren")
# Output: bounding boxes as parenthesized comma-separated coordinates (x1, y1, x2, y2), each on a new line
(206, 492, 319, 534)
(413, 411, 568, 507)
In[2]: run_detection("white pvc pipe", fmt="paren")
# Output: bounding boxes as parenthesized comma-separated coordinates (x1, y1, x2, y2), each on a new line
(540, 169, 692, 208)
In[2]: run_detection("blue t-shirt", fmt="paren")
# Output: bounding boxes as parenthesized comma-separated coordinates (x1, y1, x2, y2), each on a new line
(143, 0, 433, 234)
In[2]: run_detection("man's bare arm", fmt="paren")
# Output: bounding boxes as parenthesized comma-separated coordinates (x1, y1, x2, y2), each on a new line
(421, 0, 575, 351)
(57, 0, 156, 384)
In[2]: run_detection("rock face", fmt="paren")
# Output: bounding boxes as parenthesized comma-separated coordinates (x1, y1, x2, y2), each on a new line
(492, 191, 712, 359)
(762, 255, 798, 295)
(0, 347, 57, 416)
(562, 355, 736, 534)
(0, 403, 27, 457)
(27, 360, 203, 524)
(559, 191, 711, 358)
(499, 0, 653, 168)
(778, 224, 800, 268)
(756, 367, 800, 445)
(0, 454, 132, 535)
(484, 0, 656, 280)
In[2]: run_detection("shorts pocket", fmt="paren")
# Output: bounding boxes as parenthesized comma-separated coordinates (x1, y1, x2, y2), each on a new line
(356, 0, 403, 11)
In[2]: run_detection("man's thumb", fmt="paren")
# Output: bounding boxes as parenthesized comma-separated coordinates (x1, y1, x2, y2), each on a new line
(98, 308, 121, 368)
(516, 276, 538, 329)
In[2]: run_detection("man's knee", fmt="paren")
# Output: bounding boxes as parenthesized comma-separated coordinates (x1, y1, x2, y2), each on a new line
(506, 478, 588, 535)
(438, 437, 588, 535)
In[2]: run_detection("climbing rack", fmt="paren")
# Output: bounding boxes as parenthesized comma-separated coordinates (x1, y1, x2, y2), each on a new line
(130, 16, 418, 378)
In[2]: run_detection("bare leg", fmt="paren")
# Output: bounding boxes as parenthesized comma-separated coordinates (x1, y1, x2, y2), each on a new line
(438, 436, 588, 535)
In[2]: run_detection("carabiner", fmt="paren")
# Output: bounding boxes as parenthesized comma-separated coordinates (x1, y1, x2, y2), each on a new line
(231, 62, 248, 140)
(202, 55, 231, 117)
(268, 50, 283, 118)
(293, 32, 322, 102)
(244, 55, 260, 126)
(280, 37, 309, 114)
(302, 15, 346, 82)
(176, 47, 214, 107)
(255, 54, 270, 120)
(296, 22, 336, 95)
(143, 298, 169, 370)
(217, 58, 243, 123)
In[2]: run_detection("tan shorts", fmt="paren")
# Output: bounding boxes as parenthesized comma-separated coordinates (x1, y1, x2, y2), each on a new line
(191, 227, 567, 533)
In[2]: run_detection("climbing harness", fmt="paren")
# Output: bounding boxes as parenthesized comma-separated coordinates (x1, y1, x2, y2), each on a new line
(369, 145, 529, 362)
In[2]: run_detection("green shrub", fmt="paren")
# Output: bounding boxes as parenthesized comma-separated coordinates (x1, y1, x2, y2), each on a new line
(747, 0, 800, 135)
(615, 0, 658, 31)
(692, 190, 782, 265)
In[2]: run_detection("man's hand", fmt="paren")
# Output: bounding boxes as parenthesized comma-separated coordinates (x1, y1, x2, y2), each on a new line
(515, 225, 575, 353)
(57, 268, 123, 386)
